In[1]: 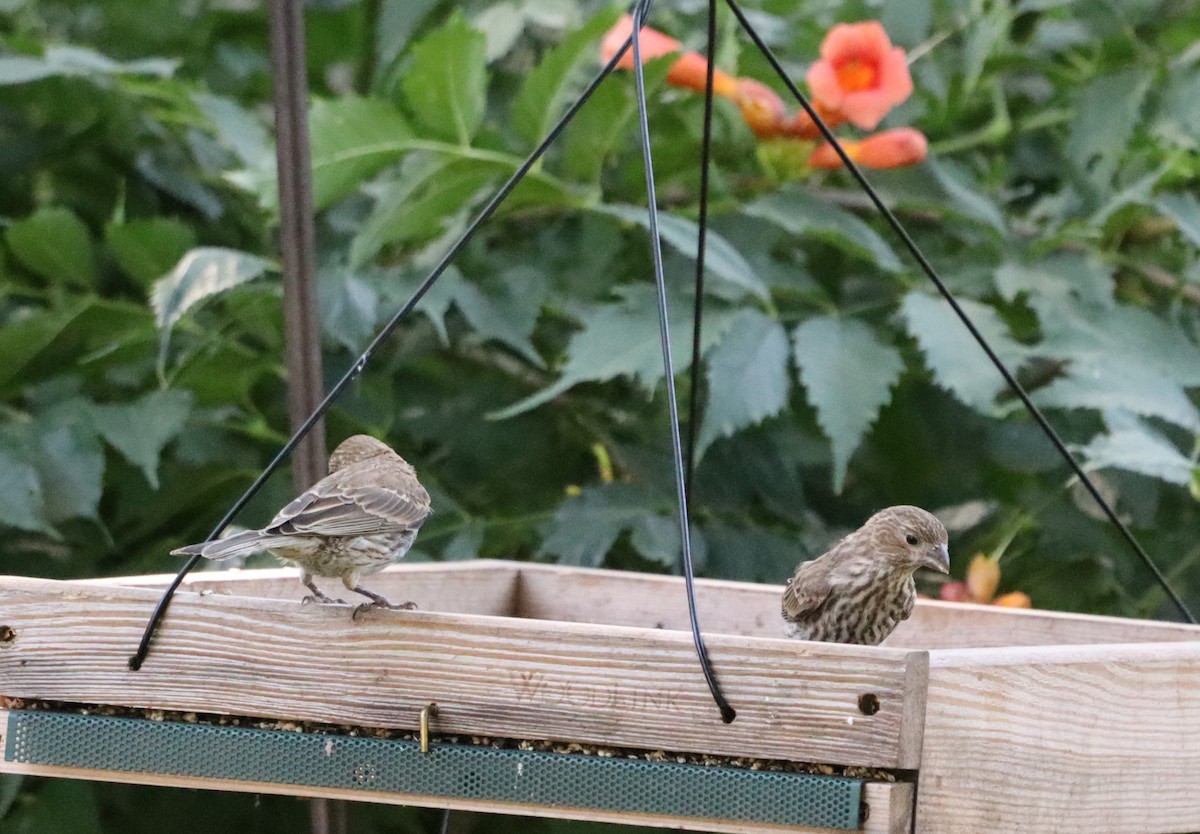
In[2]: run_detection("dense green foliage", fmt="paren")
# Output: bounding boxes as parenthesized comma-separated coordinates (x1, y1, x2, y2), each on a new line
(2, 0, 1199, 830)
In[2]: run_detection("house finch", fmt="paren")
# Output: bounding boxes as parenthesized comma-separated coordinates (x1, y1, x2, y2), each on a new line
(782, 505, 949, 644)
(172, 435, 431, 616)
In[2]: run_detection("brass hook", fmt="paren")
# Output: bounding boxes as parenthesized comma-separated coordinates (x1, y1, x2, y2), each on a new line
(420, 702, 439, 754)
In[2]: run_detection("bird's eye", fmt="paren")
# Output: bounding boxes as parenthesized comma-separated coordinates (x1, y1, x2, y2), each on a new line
(905, 533, 919, 546)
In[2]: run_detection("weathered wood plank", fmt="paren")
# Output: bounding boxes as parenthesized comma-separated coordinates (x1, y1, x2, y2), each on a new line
(94, 562, 1200, 649)
(916, 642, 1200, 834)
(91, 560, 520, 617)
(0, 576, 926, 768)
(511, 563, 1200, 648)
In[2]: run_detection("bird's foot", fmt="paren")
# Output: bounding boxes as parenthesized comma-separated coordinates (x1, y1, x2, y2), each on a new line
(351, 600, 418, 621)
(302, 594, 347, 605)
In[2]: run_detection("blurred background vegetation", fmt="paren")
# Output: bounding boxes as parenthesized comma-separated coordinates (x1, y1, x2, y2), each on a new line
(2, 0, 1199, 830)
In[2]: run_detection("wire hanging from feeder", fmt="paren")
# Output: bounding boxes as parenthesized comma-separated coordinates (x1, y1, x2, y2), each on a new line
(720, 0, 1195, 625)
(631, 0, 736, 722)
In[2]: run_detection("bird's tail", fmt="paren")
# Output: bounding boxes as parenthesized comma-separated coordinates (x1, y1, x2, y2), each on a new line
(170, 529, 288, 561)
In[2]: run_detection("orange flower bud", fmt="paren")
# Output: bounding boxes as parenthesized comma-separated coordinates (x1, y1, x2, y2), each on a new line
(808, 127, 927, 169)
(732, 78, 787, 137)
(966, 553, 1001, 604)
(993, 591, 1033, 608)
(600, 16, 737, 96)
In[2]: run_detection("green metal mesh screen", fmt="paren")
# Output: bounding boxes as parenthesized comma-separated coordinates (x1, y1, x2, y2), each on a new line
(5, 710, 864, 829)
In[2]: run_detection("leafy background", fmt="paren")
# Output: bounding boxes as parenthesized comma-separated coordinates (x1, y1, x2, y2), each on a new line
(2, 0, 1200, 830)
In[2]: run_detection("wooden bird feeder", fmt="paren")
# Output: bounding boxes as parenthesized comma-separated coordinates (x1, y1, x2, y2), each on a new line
(1, 559, 1198, 834)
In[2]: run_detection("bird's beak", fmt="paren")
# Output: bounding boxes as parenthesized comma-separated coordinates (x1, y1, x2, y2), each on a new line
(921, 543, 950, 574)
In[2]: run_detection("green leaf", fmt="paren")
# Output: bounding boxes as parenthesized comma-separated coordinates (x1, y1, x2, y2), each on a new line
(1033, 358, 1200, 432)
(793, 316, 904, 493)
(596, 204, 769, 299)
(560, 75, 637, 183)
(697, 309, 790, 456)
(192, 92, 272, 167)
(962, 4, 1011, 94)
(490, 285, 735, 419)
(319, 269, 379, 352)
(0, 45, 175, 85)
(6, 206, 97, 285)
(451, 267, 547, 366)
(91, 389, 193, 489)
(1066, 70, 1151, 188)
(744, 190, 903, 272)
(149, 247, 272, 351)
(537, 483, 660, 566)
(0, 298, 152, 396)
(1030, 296, 1200, 387)
(511, 8, 620, 146)
(309, 97, 416, 209)
(350, 155, 500, 268)
(0, 444, 48, 533)
(106, 218, 197, 285)
(629, 513, 705, 568)
(400, 12, 488, 144)
(1077, 415, 1195, 487)
(900, 292, 1027, 413)
(1156, 192, 1200, 249)
(31, 404, 106, 522)
(993, 252, 1112, 308)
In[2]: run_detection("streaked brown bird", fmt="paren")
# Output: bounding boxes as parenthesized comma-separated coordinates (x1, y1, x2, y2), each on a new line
(782, 505, 949, 645)
(172, 435, 431, 615)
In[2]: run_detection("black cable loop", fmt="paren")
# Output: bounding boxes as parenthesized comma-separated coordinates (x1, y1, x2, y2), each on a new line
(631, 0, 736, 722)
(724, 0, 1196, 624)
(128, 32, 642, 671)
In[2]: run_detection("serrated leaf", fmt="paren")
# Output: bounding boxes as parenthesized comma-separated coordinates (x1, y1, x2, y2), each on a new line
(1029, 296, 1200, 387)
(32, 407, 106, 522)
(6, 207, 96, 285)
(793, 316, 904, 492)
(900, 292, 1026, 412)
(1077, 417, 1194, 486)
(560, 75, 636, 183)
(401, 13, 487, 144)
(744, 190, 903, 272)
(310, 97, 416, 209)
(962, 4, 1011, 94)
(511, 8, 620, 146)
(697, 309, 790, 456)
(192, 92, 272, 167)
(150, 247, 272, 333)
(1156, 192, 1200, 249)
(993, 252, 1112, 307)
(538, 483, 660, 566)
(0, 444, 48, 533)
(490, 285, 735, 419)
(319, 269, 379, 352)
(105, 218, 197, 285)
(1066, 70, 1151, 188)
(596, 204, 768, 299)
(452, 268, 547, 366)
(91, 389, 193, 489)
(1033, 358, 1200, 431)
(629, 514, 705, 568)
(924, 158, 1006, 234)
(351, 155, 500, 267)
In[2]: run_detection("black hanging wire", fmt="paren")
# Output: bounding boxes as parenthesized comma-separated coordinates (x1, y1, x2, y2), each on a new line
(683, 0, 720, 503)
(128, 30, 641, 671)
(722, 0, 1196, 624)
(631, 0, 736, 722)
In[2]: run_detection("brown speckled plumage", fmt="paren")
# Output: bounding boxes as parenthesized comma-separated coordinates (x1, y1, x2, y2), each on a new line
(782, 506, 949, 645)
(172, 435, 431, 612)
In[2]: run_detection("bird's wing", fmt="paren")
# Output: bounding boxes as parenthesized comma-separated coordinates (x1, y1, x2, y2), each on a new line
(781, 558, 835, 623)
(266, 464, 431, 537)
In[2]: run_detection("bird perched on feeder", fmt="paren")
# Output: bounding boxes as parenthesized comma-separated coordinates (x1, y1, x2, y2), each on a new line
(782, 505, 949, 645)
(172, 434, 431, 617)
